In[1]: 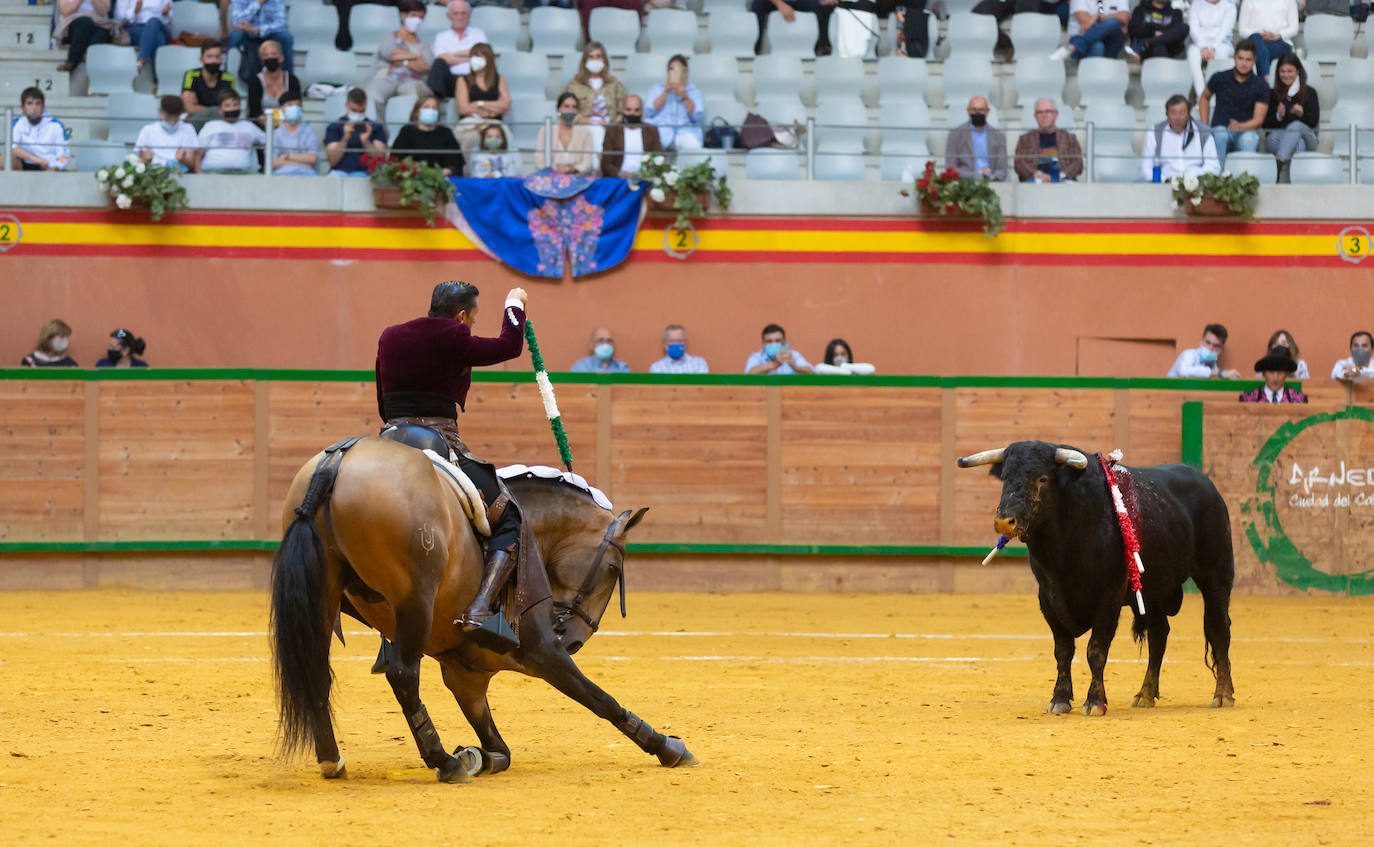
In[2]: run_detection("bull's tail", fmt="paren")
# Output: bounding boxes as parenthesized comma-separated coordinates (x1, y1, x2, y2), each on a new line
(1131, 612, 1148, 655)
(270, 514, 335, 757)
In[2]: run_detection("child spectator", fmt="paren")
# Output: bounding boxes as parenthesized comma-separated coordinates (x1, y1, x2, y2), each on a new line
(137, 95, 201, 171)
(198, 90, 265, 173)
(468, 123, 522, 178)
(270, 93, 320, 176)
(11, 88, 71, 172)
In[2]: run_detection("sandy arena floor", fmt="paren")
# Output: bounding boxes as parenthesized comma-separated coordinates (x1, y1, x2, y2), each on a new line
(1, 589, 1371, 846)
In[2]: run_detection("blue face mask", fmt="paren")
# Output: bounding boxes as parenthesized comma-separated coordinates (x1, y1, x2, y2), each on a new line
(418, 107, 439, 125)
(282, 105, 303, 122)
(161, 119, 178, 133)
(667, 343, 686, 360)
(594, 343, 614, 361)
(1199, 348, 1219, 364)
(764, 342, 783, 359)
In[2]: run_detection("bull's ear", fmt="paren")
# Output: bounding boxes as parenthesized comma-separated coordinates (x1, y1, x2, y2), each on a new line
(617, 507, 650, 537)
(988, 463, 1004, 480)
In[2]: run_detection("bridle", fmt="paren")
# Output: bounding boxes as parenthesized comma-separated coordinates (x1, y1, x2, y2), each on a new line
(551, 509, 630, 636)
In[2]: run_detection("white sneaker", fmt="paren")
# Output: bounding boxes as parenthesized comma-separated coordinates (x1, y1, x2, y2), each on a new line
(1048, 46, 1071, 62)
(1123, 44, 1140, 60)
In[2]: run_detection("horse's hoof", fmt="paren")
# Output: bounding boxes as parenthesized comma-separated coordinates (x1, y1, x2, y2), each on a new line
(657, 736, 698, 768)
(455, 746, 484, 777)
(1082, 702, 1107, 717)
(320, 759, 346, 780)
(435, 756, 472, 784)
(1211, 694, 1236, 709)
(1046, 700, 1072, 715)
(1131, 694, 1156, 708)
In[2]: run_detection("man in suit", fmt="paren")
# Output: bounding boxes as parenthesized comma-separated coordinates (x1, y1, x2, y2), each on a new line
(945, 95, 1007, 181)
(1239, 346, 1308, 403)
(600, 95, 664, 178)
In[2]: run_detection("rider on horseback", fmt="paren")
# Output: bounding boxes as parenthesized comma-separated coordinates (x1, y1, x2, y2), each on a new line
(376, 281, 529, 633)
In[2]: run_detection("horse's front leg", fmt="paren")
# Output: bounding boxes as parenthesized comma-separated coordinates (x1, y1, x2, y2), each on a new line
(438, 657, 512, 775)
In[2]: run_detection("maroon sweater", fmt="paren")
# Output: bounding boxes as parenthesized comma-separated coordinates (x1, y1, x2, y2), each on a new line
(375, 306, 526, 421)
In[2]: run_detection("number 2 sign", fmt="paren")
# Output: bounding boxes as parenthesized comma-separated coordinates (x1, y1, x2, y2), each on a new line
(0, 214, 22, 252)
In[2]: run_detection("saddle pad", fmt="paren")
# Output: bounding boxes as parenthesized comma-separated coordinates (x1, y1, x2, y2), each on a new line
(497, 464, 614, 512)
(423, 449, 492, 537)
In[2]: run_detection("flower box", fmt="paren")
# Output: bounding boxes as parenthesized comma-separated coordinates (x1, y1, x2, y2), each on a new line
(371, 185, 426, 213)
(645, 189, 711, 217)
(905, 162, 1004, 236)
(363, 154, 453, 225)
(1183, 194, 1235, 217)
(918, 198, 980, 220)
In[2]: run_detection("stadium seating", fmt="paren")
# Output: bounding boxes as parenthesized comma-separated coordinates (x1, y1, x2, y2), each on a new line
(1222, 151, 1274, 181)
(289, 4, 340, 51)
(707, 10, 760, 59)
(1140, 58, 1192, 104)
(384, 94, 418, 126)
(420, 4, 450, 44)
(75, 139, 134, 172)
(155, 45, 201, 91)
(815, 97, 871, 152)
(1073, 57, 1129, 108)
(1333, 58, 1374, 111)
(752, 55, 806, 104)
(1092, 152, 1140, 182)
(675, 148, 730, 175)
(1009, 13, 1064, 56)
(944, 12, 999, 57)
(1328, 102, 1374, 158)
(936, 54, 998, 110)
(645, 9, 700, 55)
(589, 8, 643, 56)
(624, 53, 669, 100)
(752, 96, 808, 130)
(1010, 57, 1068, 111)
(300, 49, 365, 88)
(529, 6, 581, 56)
(350, 4, 401, 53)
(764, 15, 818, 56)
(1289, 152, 1346, 184)
(500, 52, 552, 101)
(687, 53, 741, 105)
(1302, 15, 1355, 62)
(874, 56, 931, 106)
(1083, 102, 1138, 154)
(746, 147, 802, 179)
(1359, 158, 1374, 185)
(105, 92, 158, 143)
(170, 1, 221, 40)
(814, 151, 867, 180)
(86, 45, 138, 95)
(705, 97, 748, 129)
(813, 56, 866, 105)
(507, 97, 551, 151)
(471, 5, 522, 55)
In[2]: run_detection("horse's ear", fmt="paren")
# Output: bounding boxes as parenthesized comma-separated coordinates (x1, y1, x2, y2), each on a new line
(618, 507, 650, 536)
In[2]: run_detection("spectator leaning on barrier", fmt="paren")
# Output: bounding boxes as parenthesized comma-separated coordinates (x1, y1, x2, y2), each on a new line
(746, 324, 814, 375)
(813, 337, 877, 375)
(602, 95, 663, 177)
(1014, 99, 1082, 183)
(946, 96, 1007, 181)
(96, 329, 149, 368)
(1238, 0, 1298, 80)
(469, 123, 522, 178)
(55, 0, 116, 74)
(227, 0, 294, 82)
(649, 324, 710, 374)
(750, 0, 836, 57)
(366, 0, 433, 123)
(182, 40, 237, 131)
(427, 1, 488, 101)
(570, 328, 631, 373)
(114, 0, 172, 77)
(247, 38, 302, 129)
(1331, 331, 1374, 383)
(1262, 54, 1319, 184)
(1125, 0, 1190, 60)
(1198, 39, 1269, 168)
(198, 90, 265, 174)
(21, 319, 78, 368)
(1187, 0, 1237, 97)
(1259, 329, 1309, 378)
(1168, 322, 1241, 379)
(392, 95, 464, 176)
(11, 88, 71, 172)
(270, 93, 320, 176)
(137, 94, 201, 170)
(325, 88, 389, 176)
(1050, 0, 1131, 61)
(1239, 346, 1307, 403)
(645, 55, 705, 151)
(1140, 94, 1220, 181)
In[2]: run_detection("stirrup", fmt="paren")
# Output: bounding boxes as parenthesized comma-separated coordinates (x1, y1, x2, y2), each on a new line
(459, 609, 519, 653)
(370, 636, 392, 675)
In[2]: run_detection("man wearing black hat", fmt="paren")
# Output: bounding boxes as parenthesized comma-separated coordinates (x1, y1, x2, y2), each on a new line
(1239, 346, 1307, 403)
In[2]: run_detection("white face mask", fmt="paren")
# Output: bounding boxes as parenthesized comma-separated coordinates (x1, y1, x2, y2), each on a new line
(50, 337, 70, 353)
(585, 58, 605, 74)
(1287, 78, 1301, 97)
(468, 55, 487, 72)
(403, 16, 422, 33)
(346, 110, 366, 123)
(832, 356, 848, 366)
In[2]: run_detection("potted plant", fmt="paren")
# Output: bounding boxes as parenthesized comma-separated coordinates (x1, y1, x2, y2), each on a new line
(363, 153, 455, 226)
(634, 155, 732, 231)
(903, 161, 1005, 237)
(95, 155, 187, 222)
(1169, 171, 1260, 218)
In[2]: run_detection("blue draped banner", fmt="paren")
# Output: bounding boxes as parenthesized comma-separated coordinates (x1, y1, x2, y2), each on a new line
(445, 173, 646, 278)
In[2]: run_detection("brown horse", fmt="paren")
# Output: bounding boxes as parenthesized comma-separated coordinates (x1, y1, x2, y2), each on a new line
(270, 436, 696, 782)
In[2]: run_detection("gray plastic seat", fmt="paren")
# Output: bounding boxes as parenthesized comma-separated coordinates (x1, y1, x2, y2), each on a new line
(1288, 152, 1347, 184)
(289, 3, 341, 51)
(875, 56, 931, 106)
(1010, 13, 1063, 56)
(1140, 58, 1192, 104)
(814, 151, 866, 180)
(105, 92, 159, 143)
(300, 49, 364, 88)
(938, 53, 998, 110)
(752, 55, 806, 104)
(815, 96, 871, 152)
(85, 45, 138, 94)
(645, 9, 699, 55)
(75, 140, 134, 172)
(745, 147, 801, 179)
(944, 12, 999, 57)
(170, 0, 222, 39)
(707, 10, 759, 59)
(764, 14, 817, 56)
(589, 7, 642, 56)
(1092, 152, 1140, 183)
(1075, 56, 1129, 107)
(813, 56, 866, 105)
(350, 4, 403, 53)
(529, 6, 581, 56)
(1222, 151, 1274, 181)
(155, 45, 200, 90)
(471, 5, 521, 55)
(1303, 15, 1355, 62)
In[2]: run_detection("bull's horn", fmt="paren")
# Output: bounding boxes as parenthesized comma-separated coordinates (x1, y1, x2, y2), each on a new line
(956, 448, 1007, 468)
(1055, 448, 1089, 469)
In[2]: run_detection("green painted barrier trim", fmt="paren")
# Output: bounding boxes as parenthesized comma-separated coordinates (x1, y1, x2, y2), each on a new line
(1181, 401, 1204, 468)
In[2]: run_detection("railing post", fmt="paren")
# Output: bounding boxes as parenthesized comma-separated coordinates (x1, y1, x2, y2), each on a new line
(805, 116, 815, 180)
(3, 107, 12, 172)
(1351, 122, 1358, 185)
(1084, 120, 1095, 184)
(264, 114, 274, 176)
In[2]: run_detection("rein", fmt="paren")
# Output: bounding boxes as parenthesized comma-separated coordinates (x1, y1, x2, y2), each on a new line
(552, 509, 630, 635)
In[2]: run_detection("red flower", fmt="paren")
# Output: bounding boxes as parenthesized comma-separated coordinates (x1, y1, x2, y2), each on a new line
(916, 178, 930, 190)
(945, 203, 956, 213)
(924, 161, 936, 175)
(942, 168, 960, 181)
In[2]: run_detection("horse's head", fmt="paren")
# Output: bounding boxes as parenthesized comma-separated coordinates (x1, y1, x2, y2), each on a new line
(548, 506, 649, 655)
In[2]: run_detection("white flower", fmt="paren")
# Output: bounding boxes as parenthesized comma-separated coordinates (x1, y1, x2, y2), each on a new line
(125, 154, 139, 164)
(653, 155, 666, 165)
(1191, 196, 1201, 207)
(1168, 176, 1181, 188)
(1172, 198, 1183, 210)
(664, 171, 678, 187)
(96, 169, 109, 182)
(653, 176, 663, 186)
(1222, 171, 1232, 178)
(1182, 174, 1199, 193)
(122, 176, 134, 188)
(649, 187, 666, 203)
(134, 163, 146, 174)
(115, 194, 133, 209)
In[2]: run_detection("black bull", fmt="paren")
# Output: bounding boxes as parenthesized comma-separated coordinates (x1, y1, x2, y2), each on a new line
(958, 441, 1236, 715)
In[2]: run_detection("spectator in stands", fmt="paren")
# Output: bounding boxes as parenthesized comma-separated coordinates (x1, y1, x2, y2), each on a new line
(895, 0, 931, 58)
(1013, 99, 1082, 183)
(21, 320, 79, 368)
(325, 88, 389, 176)
(1167, 322, 1240, 379)
(198, 90, 265, 173)
(746, 324, 814, 375)
(813, 337, 877, 374)
(645, 55, 705, 151)
(182, 40, 237, 131)
(227, 0, 294, 82)
(270, 93, 321, 176)
(1262, 54, 1319, 183)
(1125, 0, 1190, 60)
(1238, 0, 1298, 80)
(55, 0, 116, 74)
(649, 324, 710, 374)
(1331, 331, 1374, 383)
(96, 329, 149, 368)
(751, 0, 836, 57)
(1050, 0, 1131, 60)
(114, 0, 172, 78)
(566, 42, 626, 153)
(455, 43, 512, 152)
(366, 0, 433, 124)
(570, 328, 631, 373)
(1239, 346, 1306, 403)
(1187, 0, 1237, 97)
(393, 95, 465, 176)
(946, 96, 1007, 181)
(137, 95, 201, 170)
(1140, 94, 1220, 181)
(468, 123, 523, 178)
(602, 95, 662, 177)
(536, 92, 597, 175)
(426, 1, 488, 101)
(246, 39, 302, 129)
(1198, 39, 1269, 168)
(1258, 331, 1308, 376)
(11, 88, 71, 172)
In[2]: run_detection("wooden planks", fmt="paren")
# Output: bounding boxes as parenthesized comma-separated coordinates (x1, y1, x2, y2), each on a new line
(462, 381, 600, 475)
(0, 381, 86, 541)
(266, 381, 376, 529)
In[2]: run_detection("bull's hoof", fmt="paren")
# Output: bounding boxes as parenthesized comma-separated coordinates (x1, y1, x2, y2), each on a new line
(1211, 694, 1236, 709)
(1082, 702, 1107, 717)
(435, 755, 472, 784)
(1046, 700, 1072, 715)
(1131, 694, 1157, 708)
(320, 758, 346, 780)
(657, 736, 698, 768)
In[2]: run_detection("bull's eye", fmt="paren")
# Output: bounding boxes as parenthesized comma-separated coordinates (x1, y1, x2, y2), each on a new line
(1036, 475, 1049, 485)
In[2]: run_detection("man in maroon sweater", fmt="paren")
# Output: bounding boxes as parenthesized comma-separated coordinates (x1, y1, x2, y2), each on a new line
(375, 280, 528, 630)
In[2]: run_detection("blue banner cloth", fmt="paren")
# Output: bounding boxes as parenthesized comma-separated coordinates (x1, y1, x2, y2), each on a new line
(448, 173, 645, 278)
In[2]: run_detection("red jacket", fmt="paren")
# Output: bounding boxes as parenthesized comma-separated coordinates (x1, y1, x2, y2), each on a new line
(375, 306, 526, 421)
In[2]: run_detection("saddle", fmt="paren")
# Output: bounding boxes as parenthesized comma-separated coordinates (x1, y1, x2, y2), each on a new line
(379, 424, 492, 537)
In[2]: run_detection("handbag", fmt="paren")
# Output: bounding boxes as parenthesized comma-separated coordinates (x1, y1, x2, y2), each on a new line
(1353, 2, 1370, 22)
(738, 113, 777, 149)
(704, 117, 739, 149)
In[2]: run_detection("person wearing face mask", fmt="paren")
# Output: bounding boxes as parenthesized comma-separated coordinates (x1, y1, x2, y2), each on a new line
(113, 0, 172, 78)
(813, 338, 877, 375)
(226, 0, 294, 82)
(137, 95, 202, 170)
(566, 42, 626, 154)
(270, 93, 321, 176)
(181, 40, 237, 131)
(945, 96, 1007, 181)
(1332, 331, 1374, 384)
(10, 88, 71, 172)
(426, 0, 488, 100)
(95, 329, 149, 368)
(198, 90, 266, 173)
(392, 95, 465, 176)
(366, 0, 434, 119)
(535, 92, 596, 176)
(570, 328, 631, 373)
(247, 37, 302, 129)
(649, 324, 710, 374)
(746, 324, 814, 375)
(1261, 54, 1319, 184)
(468, 122, 523, 178)
(325, 87, 389, 175)
(1167, 322, 1241, 379)
(1186, 0, 1237, 97)
(455, 43, 512, 153)
(601, 95, 663, 177)
(20, 320, 79, 368)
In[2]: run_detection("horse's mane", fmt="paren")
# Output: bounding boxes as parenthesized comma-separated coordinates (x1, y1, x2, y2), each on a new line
(498, 465, 613, 513)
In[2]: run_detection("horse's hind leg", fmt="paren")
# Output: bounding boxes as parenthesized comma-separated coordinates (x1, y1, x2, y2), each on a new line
(438, 658, 511, 775)
(385, 600, 468, 783)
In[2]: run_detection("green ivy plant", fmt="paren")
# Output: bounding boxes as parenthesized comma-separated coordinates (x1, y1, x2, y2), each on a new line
(363, 153, 455, 226)
(902, 161, 1005, 237)
(1170, 171, 1260, 217)
(633, 156, 732, 231)
(95, 155, 188, 222)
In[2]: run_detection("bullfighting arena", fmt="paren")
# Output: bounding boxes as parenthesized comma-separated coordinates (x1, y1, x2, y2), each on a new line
(3, 588, 1371, 846)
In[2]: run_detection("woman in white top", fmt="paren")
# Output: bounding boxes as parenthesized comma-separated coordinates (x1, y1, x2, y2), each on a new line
(1187, 0, 1238, 96)
(364, 0, 434, 119)
(1238, 0, 1300, 80)
(535, 92, 596, 176)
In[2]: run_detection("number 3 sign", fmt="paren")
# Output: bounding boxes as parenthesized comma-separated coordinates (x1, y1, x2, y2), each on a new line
(1339, 226, 1370, 264)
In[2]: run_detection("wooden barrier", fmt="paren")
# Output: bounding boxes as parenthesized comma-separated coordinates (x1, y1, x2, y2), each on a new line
(2, 370, 1369, 594)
